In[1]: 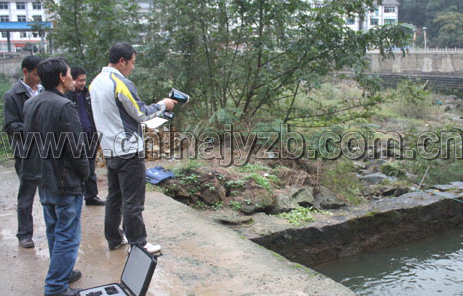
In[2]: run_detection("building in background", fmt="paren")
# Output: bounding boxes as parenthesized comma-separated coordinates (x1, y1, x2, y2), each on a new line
(0, 1, 48, 53)
(345, 0, 400, 31)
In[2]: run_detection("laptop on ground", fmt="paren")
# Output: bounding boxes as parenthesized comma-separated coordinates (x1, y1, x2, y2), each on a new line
(78, 245, 157, 296)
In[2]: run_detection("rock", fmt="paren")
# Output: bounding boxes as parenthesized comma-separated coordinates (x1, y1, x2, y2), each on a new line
(381, 163, 406, 178)
(200, 177, 226, 205)
(431, 191, 457, 199)
(353, 161, 367, 170)
(211, 211, 254, 226)
(449, 182, 463, 190)
(313, 186, 346, 209)
(432, 184, 458, 191)
(238, 187, 274, 215)
(360, 173, 389, 185)
(272, 186, 315, 214)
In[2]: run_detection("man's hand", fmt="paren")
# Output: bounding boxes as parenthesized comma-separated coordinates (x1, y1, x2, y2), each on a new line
(157, 98, 177, 111)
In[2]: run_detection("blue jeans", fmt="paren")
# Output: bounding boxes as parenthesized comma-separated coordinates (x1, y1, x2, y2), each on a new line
(39, 189, 82, 296)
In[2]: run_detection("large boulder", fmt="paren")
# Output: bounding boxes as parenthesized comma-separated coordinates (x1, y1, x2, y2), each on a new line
(272, 186, 315, 214)
(313, 186, 346, 209)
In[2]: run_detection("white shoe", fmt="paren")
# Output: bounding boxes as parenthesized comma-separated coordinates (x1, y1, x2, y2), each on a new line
(110, 235, 128, 250)
(143, 242, 162, 254)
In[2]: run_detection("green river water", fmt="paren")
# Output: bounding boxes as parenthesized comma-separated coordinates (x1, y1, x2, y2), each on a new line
(313, 228, 463, 296)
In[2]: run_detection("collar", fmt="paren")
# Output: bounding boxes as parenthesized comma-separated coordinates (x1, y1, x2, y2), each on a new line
(49, 88, 67, 98)
(20, 80, 43, 97)
(102, 66, 125, 78)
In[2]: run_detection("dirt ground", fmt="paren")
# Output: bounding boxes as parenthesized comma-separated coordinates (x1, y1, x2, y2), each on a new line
(0, 162, 354, 296)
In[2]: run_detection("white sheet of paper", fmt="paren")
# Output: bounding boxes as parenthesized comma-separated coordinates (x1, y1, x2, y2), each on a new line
(142, 117, 168, 129)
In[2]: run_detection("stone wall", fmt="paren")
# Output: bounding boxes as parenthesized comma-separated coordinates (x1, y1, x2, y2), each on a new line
(0, 57, 22, 76)
(368, 52, 463, 76)
(251, 193, 463, 266)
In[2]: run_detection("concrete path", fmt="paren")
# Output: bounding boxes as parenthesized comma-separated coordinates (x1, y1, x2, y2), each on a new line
(0, 165, 354, 296)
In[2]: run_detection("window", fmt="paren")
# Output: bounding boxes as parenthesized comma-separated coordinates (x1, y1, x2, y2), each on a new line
(375, 9, 379, 16)
(384, 19, 396, 25)
(32, 32, 38, 38)
(32, 2, 41, 10)
(17, 15, 26, 22)
(16, 2, 26, 9)
(20, 32, 27, 38)
(384, 7, 396, 13)
(1, 32, 7, 38)
(370, 18, 379, 26)
(0, 15, 9, 22)
(0, 2, 8, 9)
(32, 15, 42, 21)
(346, 18, 355, 25)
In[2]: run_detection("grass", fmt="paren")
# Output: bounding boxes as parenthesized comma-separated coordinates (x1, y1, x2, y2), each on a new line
(229, 201, 242, 211)
(320, 159, 364, 205)
(238, 163, 272, 173)
(248, 173, 271, 191)
(279, 207, 315, 226)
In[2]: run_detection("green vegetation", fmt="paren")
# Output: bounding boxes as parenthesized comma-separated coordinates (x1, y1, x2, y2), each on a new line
(320, 160, 364, 205)
(248, 173, 271, 191)
(400, 0, 463, 48)
(225, 179, 246, 189)
(229, 201, 242, 211)
(279, 207, 315, 226)
(238, 163, 272, 173)
(0, 74, 13, 163)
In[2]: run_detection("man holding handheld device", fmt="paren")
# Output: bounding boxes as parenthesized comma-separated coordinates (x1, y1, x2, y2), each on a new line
(90, 42, 176, 254)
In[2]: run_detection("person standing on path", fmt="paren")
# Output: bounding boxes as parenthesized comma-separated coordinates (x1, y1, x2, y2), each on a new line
(90, 42, 176, 253)
(3, 55, 43, 248)
(23, 57, 89, 296)
(66, 66, 105, 206)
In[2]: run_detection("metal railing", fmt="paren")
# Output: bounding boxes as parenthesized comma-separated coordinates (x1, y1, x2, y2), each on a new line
(368, 48, 463, 54)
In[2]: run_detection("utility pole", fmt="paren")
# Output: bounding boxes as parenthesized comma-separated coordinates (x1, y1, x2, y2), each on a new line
(423, 26, 427, 50)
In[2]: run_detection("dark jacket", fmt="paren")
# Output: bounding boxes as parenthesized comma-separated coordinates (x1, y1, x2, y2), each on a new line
(65, 87, 99, 157)
(22, 89, 90, 195)
(3, 80, 35, 158)
(65, 87, 97, 133)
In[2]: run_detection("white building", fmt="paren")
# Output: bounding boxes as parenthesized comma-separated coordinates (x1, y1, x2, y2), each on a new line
(345, 0, 400, 31)
(0, 0, 48, 52)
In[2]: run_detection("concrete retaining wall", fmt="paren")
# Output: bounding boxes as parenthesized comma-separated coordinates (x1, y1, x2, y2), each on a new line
(0, 57, 22, 76)
(368, 52, 463, 76)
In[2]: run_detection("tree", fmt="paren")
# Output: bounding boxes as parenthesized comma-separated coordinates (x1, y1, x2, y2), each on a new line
(399, 0, 463, 48)
(45, 0, 140, 77)
(433, 11, 463, 48)
(136, 0, 409, 129)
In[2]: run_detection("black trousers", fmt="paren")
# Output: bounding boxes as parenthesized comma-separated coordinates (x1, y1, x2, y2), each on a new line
(84, 156, 98, 200)
(15, 158, 38, 240)
(105, 155, 147, 249)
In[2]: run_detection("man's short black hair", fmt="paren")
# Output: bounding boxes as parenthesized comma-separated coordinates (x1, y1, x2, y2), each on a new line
(109, 42, 137, 64)
(71, 66, 87, 80)
(21, 56, 42, 72)
(37, 58, 69, 90)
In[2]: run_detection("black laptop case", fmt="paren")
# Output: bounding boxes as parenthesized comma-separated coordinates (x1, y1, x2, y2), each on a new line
(78, 245, 157, 296)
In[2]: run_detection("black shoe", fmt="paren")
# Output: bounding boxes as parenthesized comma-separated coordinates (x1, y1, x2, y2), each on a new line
(19, 237, 35, 248)
(85, 196, 106, 206)
(45, 287, 81, 296)
(68, 270, 81, 283)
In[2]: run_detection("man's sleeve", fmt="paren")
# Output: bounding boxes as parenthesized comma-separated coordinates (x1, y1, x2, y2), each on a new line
(3, 92, 23, 135)
(112, 74, 165, 123)
(60, 103, 90, 181)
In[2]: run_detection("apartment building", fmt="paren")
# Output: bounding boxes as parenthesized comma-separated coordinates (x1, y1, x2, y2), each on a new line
(0, 0, 48, 52)
(345, 0, 400, 31)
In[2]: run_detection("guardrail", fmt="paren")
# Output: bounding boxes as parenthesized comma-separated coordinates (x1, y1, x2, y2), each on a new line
(368, 48, 463, 53)
(0, 52, 24, 59)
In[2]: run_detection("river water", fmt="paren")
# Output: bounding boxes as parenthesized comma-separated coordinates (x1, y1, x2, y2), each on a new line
(313, 228, 463, 296)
